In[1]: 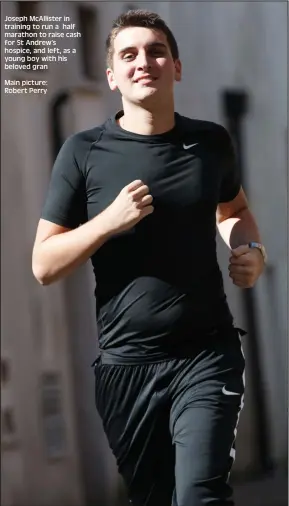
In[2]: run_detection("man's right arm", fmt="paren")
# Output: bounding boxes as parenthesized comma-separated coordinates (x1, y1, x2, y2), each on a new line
(32, 214, 112, 285)
(32, 179, 154, 285)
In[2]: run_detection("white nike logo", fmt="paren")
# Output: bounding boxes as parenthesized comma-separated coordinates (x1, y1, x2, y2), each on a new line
(183, 142, 198, 150)
(222, 386, 240, 396)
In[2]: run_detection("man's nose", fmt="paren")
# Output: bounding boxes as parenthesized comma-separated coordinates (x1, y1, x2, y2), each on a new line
(136, 52, 151, 70)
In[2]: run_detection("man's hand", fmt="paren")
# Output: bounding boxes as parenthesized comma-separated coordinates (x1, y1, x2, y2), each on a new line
(104, 180, 154, 235)
(228, 244, 265, 288)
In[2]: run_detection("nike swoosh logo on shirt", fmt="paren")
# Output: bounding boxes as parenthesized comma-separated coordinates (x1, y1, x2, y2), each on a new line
(222, 386, 240, 396)
(183, 143, 198, 150)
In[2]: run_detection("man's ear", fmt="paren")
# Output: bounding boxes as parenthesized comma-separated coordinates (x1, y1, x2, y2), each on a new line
(106, 68, 118, 91)
(174, 59, 182, 82)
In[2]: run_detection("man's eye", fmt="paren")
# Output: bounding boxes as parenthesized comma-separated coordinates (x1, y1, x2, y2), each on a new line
(151, 49, 165, 56)
(123, 54, 134, 60)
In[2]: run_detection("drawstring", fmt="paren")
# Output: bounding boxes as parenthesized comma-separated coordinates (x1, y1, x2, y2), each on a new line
(91, 355, 102, 367)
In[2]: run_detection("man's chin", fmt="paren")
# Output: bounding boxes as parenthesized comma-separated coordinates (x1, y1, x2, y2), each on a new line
(134, 88, 159, 103)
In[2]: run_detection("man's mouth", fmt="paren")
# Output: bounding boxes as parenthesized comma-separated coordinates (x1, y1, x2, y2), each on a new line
(134, 75, 158, 83)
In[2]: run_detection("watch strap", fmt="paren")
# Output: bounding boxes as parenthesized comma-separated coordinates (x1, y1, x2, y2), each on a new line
(249, 242, 267, 263)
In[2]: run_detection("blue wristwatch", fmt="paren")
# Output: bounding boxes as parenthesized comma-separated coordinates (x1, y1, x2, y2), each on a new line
(249, 242, 268, 264)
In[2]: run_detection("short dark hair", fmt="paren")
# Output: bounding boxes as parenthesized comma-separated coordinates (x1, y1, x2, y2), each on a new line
(105, 9, 179, 68)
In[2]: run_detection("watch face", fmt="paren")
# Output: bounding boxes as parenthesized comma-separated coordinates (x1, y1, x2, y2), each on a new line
(249, 242, 267, 263)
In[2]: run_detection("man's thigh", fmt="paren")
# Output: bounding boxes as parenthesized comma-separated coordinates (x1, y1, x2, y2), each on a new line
(170, 329, 245, 506)
(94, 361, 175, 506)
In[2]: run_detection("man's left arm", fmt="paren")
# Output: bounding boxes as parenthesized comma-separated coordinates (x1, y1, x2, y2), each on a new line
(216, 187, 266, 288)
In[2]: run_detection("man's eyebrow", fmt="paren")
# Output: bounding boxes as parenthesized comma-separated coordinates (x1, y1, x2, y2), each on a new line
(118, 42, 167, 56)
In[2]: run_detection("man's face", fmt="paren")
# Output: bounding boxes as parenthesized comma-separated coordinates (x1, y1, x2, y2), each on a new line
(106, 27, 182, 105)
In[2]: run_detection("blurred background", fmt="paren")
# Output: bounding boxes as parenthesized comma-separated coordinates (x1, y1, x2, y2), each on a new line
(1, 1, 287, 505)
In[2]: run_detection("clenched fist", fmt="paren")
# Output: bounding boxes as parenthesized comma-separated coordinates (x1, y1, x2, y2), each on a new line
(229, 244, 265, 288)
(104, 180, 154, 235)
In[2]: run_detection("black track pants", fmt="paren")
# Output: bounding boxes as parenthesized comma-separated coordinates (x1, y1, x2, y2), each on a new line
(94, 328, 245, 506)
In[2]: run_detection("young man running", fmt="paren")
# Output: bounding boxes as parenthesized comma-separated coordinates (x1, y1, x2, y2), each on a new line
(32, 9, 267, 506)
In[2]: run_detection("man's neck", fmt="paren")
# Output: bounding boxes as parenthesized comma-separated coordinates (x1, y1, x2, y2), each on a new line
(119, 102, 175, 135)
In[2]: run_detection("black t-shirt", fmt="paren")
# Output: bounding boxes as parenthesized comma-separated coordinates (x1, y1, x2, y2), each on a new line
(42, 111, 240, 363)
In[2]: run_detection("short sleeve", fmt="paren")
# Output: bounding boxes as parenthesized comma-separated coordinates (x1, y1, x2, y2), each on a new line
(41, 135, 87, 228)
(218, 126, 241, 203)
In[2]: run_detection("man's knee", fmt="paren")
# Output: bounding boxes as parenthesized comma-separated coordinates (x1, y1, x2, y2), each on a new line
(176, 476, 234, 506)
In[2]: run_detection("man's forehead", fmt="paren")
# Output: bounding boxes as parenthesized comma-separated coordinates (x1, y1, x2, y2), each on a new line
(114, 26, 168, 50)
